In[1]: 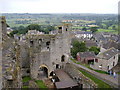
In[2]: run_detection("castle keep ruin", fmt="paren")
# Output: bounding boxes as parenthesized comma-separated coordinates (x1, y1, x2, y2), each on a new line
(26, 25, 71, 79)
(1, 17, 97, 89)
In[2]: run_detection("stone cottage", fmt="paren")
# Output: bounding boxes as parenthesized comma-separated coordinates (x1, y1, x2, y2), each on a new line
(90, 47, 119, 72)
(77, 51, 96, 64)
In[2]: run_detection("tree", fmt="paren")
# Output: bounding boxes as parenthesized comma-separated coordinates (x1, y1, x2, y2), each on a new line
(89, 46, 100, 55)
(46, 25, 55, 31)
(90, 27, 98, 33)
(9, 30, 18, 37)
(71, 40, 88, 58)
(26, 24, 42, 32)
(112, 25, 116, 30)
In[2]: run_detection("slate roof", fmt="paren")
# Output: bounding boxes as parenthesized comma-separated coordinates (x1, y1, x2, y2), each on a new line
(85, 40, 97, 47)
(77, 51, 95, 58)
(103, 40, 118, 50)
(93, 33, 108, 42)
(97, 47, 118, 60)
(74, 31, 92, 34)
(55, 69, 78, 89)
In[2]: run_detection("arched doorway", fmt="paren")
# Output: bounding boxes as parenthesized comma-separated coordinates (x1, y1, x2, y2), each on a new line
(38, 65, 48, 79)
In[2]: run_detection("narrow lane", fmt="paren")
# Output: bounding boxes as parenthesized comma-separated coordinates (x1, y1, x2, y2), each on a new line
(69, 60, 119, 88)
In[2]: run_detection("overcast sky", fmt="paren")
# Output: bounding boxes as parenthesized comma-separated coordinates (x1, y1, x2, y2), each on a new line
(0, 0, 119, 14)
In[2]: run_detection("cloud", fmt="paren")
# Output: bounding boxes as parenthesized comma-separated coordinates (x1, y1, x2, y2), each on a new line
(0, 0, 119, 14)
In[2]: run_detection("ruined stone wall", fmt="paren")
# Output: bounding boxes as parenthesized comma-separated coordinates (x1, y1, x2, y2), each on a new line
(1, 17, 22, 88)
(64, 63, 97, 88)
(0, 15, 3, 89)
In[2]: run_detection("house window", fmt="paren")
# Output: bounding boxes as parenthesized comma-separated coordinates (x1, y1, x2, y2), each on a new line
(113, 62, 115, 66)
(113, 56, 115, 59)
(95, 59, 98, 63)
(59, 27, 62, 29)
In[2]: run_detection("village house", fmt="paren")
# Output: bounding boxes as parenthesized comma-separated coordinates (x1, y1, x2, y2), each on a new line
(90, 47, 119, 72)
(77, 51, 96, 64)
(74, 31, 93, 39)
(27, 30, 44, 35)
(93, 33, 108, 47)
(100, 40, 119, 53)
(49, 30, 58, 35)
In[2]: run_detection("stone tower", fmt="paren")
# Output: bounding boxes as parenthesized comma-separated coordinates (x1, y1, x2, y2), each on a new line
(26, 25, 71, 79)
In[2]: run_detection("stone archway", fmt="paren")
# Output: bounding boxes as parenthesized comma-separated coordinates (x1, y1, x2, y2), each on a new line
(38, 64, 49, 79)
(61, 54, 69, 63)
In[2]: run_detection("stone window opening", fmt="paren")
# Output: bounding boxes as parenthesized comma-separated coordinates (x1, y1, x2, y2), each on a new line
(56, 64, 60, 69)
(58, 27, 62, 33)
(26, 69, 30, 73)
(61, 55, 65, 62)
(47, 46, 49, 49)
(58, 27, 62, 29)
(30, 40, 34, 46)
(95, 59, 98, 63)
(46, 41, 50, 46)
(38, 39, 42, 44)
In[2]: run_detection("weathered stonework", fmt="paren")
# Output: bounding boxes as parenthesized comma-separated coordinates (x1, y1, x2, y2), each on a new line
(26, 25, 71, 79)
(1, 16, 22, 88)
(1, 16, 97, 89)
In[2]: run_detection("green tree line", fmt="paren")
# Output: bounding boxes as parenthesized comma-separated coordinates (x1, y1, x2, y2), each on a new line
(9, 24, 55, 37)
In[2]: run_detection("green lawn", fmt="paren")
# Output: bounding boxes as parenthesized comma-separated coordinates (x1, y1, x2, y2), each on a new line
(79, 69, 111, 88)
(22, 76, 31, 82)
(94, 70, 108, 74)
(22, 86, 29, 88)
(35, 80, 47, 88)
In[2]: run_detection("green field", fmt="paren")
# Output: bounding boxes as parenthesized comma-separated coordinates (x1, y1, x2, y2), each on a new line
(97, 29, 116, 32)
